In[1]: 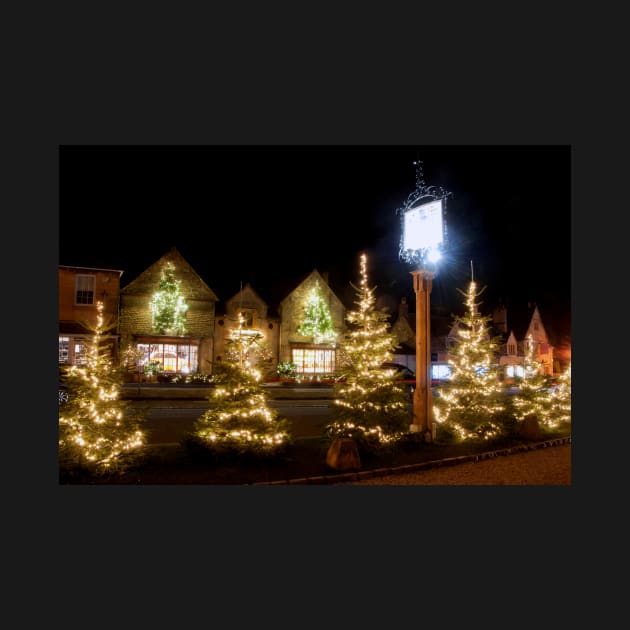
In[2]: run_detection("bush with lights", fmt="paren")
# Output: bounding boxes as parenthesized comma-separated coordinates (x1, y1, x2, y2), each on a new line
(190, 314, 291, 462)
(324, 253, 411, 454)
(549, 361, 571, 427)
(511, 334, 557, 430)
(276, 360, 298, 380)
(59, 302, 145, 478)
(433, 280, 511, 441)
(150, 261, 189, 335)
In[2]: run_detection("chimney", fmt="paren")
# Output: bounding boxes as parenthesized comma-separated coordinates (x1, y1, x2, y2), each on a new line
(399, 296, 409, 321)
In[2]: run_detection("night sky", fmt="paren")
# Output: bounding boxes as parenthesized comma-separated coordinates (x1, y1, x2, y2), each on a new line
(59, 145, 571, 342)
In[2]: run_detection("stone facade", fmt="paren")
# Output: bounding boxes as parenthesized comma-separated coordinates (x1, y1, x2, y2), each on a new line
(118, 247, 218, 374)
(214, 282, 280, 377)
(278, 270, 345, 374)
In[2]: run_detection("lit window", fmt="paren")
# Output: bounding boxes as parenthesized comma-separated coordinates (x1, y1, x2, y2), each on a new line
(240, 310, 255, 328)
(291, 345, 336, 375)
(75, 274, 95, 305)
(136, 341, 199, 373)
(431, 364, 451, 380)
(59, 337, 69, 363)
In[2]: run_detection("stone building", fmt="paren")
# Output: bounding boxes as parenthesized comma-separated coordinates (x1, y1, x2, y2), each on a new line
(214, 282, 280, 378)
(278, 270, 345, 379)
(118, 247, 218, 378)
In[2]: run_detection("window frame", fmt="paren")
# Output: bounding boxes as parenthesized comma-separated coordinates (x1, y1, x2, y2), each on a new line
(75, 274, 96, 305)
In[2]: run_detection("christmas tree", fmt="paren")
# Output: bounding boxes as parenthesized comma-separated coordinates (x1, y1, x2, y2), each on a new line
(324, 253, 410, 450)
(150, 261, 189, 335)
(433, 279, 507, 441)
(550, 361, 571, 426)
(511, 334, 555, 428)
(59, 302, 145, 475)
(192, 313, 291, 458)
(297, 281, 337, 343)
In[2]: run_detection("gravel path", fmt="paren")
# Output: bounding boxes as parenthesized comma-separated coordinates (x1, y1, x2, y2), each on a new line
(333, 443, 571, 485)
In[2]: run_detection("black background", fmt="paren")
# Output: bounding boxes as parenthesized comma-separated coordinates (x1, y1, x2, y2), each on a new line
(60, 144, 570, 341)
(8, 2, 616, 624)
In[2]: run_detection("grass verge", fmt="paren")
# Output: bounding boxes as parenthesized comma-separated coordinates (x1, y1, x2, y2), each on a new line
(59, 425, 571, 485)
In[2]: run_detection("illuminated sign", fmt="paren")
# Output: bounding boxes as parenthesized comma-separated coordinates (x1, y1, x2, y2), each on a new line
(402, 199, 444, 253)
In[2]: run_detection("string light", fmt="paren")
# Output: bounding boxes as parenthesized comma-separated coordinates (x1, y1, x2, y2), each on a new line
(433, 280, 506, 441)
(325, 253, 410, 448)
(297, 281, 337, 344)
(59, 301, 145, 471)
(150, 262, 189, 335)
(193, 297, 290, 455)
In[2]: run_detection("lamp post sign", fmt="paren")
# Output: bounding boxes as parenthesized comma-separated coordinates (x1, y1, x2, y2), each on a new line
(397, 161, 450, 442)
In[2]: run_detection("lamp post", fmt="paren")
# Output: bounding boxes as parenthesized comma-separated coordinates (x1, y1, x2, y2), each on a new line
(397, 160, 450, 443)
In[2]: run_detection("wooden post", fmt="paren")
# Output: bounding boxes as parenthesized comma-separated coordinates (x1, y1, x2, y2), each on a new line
(410, 269, 435, 442)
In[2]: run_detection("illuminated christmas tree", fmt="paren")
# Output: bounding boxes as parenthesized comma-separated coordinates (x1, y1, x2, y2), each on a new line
(59, 302, 145, 475)
(550, 361, 571, 426)
(512, 334, 555, 428)
(192, 313, 291, 458)
(324, 253, 410, 450)
(433, 280, 507, 441)
(150, 261, 188, 335)
(297, 281, 337, 343)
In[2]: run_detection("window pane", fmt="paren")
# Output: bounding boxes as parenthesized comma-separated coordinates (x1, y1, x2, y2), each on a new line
(75, 275, 95, 305)
(59, 337, 69, 363)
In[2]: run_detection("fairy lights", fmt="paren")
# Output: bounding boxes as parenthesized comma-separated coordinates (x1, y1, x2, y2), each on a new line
(193, 312, 290, 455)
(297, 281, 337, 344)
(59, 301, 145, 472)
(433, 280, 506, 441)
(150, 262, 189, 335)
(550, 362, 571, 426)
(325, 253, 410, 448)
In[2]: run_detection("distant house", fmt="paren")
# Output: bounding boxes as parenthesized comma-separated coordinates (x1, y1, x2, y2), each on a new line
(58, 265, 123, 366)
(278, 270, 345, 378)
(492, 302, 554, 378)
(214, 282, 280, 375)
(390, 297, 557, 380)
(118, 247, 218, 378)
(390, 297, 454, 380)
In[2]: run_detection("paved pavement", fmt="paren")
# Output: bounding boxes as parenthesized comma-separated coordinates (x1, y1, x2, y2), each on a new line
(256, 438, 571, 485)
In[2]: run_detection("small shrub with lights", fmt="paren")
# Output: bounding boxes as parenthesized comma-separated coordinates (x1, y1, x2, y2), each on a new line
(58, 302, 146, 478)
(189, 336, 292, 461)
(276, 360, 298, 380)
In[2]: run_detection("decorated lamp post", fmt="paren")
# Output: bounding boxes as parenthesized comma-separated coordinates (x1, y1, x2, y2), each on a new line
(398, 161, 450, 442)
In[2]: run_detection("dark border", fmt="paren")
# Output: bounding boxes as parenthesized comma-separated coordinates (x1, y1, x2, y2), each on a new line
(12, 11, 604, 616)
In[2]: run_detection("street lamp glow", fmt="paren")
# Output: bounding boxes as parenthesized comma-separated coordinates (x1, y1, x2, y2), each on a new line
(427, 248, 442, 263)
(402, 199, 444, 253)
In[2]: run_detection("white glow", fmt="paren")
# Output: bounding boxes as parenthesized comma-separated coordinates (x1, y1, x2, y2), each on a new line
(427, 248, 441, 263)
(403, 199, 443, 252)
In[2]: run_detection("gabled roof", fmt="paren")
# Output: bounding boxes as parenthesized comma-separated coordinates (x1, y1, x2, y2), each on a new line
(120, 247, 218, 301)
(224, 282, 268, 318)
(279, 269, 345, 311)
(501, 302, 538, 341)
